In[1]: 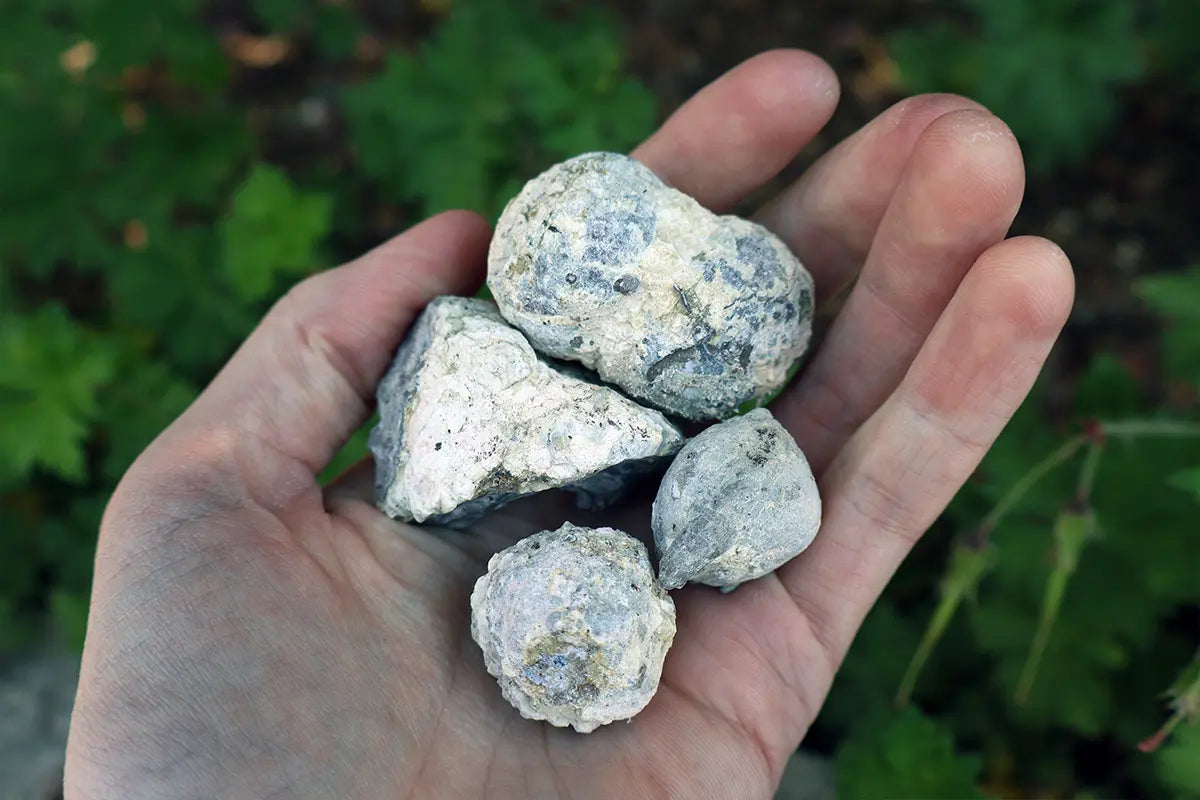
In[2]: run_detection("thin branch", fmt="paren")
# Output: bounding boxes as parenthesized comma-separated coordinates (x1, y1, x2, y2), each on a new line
(979, 435, 1087, 535)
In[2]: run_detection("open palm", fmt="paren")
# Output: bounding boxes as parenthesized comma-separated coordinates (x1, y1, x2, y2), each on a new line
(66, 51, 1073, 800)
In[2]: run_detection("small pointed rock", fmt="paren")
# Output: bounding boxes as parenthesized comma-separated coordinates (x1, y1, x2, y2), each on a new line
(370, 296, 683, 526)
(652, 408, 822, 589)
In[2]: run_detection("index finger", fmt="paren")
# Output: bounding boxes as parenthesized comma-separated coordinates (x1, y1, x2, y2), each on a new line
(632, 49, 839, 212)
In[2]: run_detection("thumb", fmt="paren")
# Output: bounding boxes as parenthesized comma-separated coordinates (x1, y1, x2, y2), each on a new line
(143, 210, 492, 509)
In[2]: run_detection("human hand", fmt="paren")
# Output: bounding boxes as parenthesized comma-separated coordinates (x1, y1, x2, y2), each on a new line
(65, 51, 1073, 799)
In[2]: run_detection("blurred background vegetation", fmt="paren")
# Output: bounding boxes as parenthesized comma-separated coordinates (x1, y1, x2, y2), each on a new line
(1, 0, 1198, 797)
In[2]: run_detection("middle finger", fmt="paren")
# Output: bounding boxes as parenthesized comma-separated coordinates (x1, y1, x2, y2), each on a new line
(773, 108, 1026, 472)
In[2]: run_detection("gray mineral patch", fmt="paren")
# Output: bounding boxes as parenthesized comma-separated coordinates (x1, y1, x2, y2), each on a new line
(651, 408, 822, 589)
(369, 296, 683, 526)
(487, 152, 815, 420)
(470, 523, 676, 732)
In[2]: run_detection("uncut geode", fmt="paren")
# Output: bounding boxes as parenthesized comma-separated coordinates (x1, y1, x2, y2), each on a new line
(487, 152, 815, 420)
(369, 297, 683, 526)
(652, 409, 821, 589)
(470, 523, 676, 732)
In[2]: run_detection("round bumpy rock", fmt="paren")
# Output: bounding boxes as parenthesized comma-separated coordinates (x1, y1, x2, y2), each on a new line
(487, 151, 815, 420)
(470, 523, 676, 733)
(652, 409, 822, 590)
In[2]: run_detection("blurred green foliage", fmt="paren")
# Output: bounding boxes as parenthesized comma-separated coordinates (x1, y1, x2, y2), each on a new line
(0, 0, 653, 654)
(825, 269, 1200, 795)
(343, 0, 654, 218)
(890, 0, 1200, 172)
(0, 307, 115, 483)
(1, 1, 1198, 798)
(1136, 267, 1200, 384)
(835, 707, 985, 799)
(221, 164, 333, 300)
(1161, 725, 1200, 796)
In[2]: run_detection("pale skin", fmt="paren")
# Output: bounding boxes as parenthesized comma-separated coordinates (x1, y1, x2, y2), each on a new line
(65, 51, 1075, 799)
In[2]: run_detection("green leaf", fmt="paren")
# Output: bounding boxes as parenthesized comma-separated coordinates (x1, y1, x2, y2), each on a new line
(0, 491, 105, 653)
(311, 4, 362, 61)
(99, 355, 197, 481)
(107, 224, 257, 375)
(822, 601, 925, 732)
(1015, 506, 1097, 704)
(889, 0, 1144, 172)
(835, 707, 985, 799)
(1168, 468, 1200, 503)
(1149, 0, 1200, 90)
(0, 306, 115, 483)
(1135, 267, 1200, 384)
(35, 493, 107, 597)
(78, 0, 228, 89)
(1136, 267, 1200, 321)
(1074, 354, 1143, 418)
(50, 588, 91, 651)
(1157, 723, 1200, 797)
(319, 415, 375, 485)
(253, 0, 309, 31)
(0, 70, 251, 279)
(343, 0, 656, 219)
(971, 430, 1200, 735)
(221, 163, 333, 301)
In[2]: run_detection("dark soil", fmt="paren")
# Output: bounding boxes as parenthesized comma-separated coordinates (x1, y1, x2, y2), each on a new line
(229, 0, 1200, 386)
(610, 0, 1200, 409)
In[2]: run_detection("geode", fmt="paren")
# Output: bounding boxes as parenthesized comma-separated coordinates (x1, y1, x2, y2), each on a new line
(487, 151, 815, 420)
(652, 409, 822, 590)
(369, 296, 683, 526)
(470, 523, 676, 732)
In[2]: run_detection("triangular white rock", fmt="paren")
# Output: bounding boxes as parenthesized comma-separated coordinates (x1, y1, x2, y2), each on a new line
(370, 296, 683, 526)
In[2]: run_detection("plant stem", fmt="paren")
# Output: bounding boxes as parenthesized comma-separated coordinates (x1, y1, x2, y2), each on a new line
(1016, 439, 1105, 704)
(894, 434, 1089, 706)
(1100, 419, 1200, 438)
(1015, 535, 1073, 704)
(895, 541, 993, 707)
(1013, 418, 1198, 704)
(1138, 708, 1187, 753)
(978, 435, 1088, 536)
(1076, 439, 1105, 502)
(1015, 499, 1098, 704)
(895, 415, 1195, 709)
(1139, 649, 1200, 752)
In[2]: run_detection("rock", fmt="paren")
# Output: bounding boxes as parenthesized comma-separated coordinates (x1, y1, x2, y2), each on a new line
(0, 648, 79, 800)
(470, 523, 676, 732)
(487, 152, 814, 420)
(651, 409, 821, 589)
(370, 296, 683, 526)
(775, 750, 838, 800)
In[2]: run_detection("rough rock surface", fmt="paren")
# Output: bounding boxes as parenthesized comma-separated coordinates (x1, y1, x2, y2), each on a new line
(0, 648, 78, 800)
(370, 296, 683, 526)
(652, 408, 821, 589)
(775, 750, 838, 800)
(470, 523, 676, 732)
(487, 151, 815, 420)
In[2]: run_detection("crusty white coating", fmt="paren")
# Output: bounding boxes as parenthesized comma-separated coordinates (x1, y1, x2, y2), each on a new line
(488, 152, 814, 420)
(369, 296, 682, 525)
(470, 523, 676, 732)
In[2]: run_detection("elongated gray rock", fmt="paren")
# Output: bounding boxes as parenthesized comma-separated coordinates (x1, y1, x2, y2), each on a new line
(487, 152, 815, 420)
(369, 296, 683, 526)
(652, 409, 821, 589)
(470, 523, 676, 732)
